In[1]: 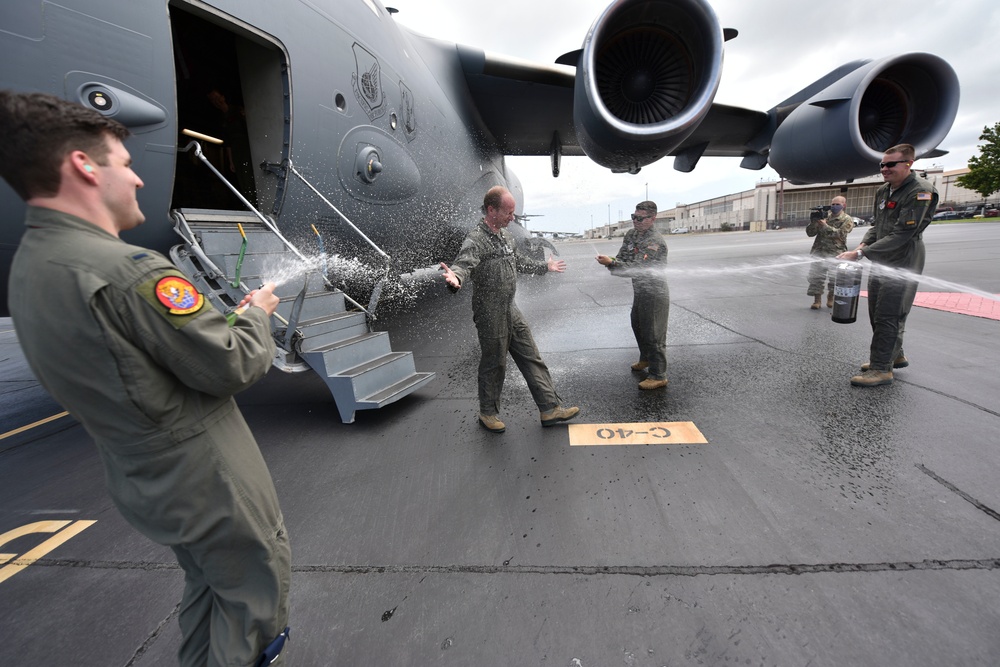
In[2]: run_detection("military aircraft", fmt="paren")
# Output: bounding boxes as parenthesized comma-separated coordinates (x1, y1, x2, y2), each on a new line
(0, 0, 959, 319)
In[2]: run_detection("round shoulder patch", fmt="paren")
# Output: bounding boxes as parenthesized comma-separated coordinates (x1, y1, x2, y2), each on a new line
(154, 275, 205, 315)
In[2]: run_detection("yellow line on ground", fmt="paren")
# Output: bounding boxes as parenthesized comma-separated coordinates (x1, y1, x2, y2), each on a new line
(0, 520, 71, 565)
(0, 411, 70, 441)
(0, 520, 97, 585)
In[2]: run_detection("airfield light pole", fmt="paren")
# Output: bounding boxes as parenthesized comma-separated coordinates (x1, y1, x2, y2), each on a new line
(778, 178, 785, 229)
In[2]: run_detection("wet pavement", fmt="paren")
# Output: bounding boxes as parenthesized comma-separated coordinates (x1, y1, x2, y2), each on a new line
(2, 222, 999, 666)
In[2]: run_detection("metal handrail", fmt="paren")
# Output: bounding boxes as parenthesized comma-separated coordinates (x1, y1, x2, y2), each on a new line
(285, 159, 392, 317)
(176, 139, 373, 318)
(171, 210, 289, 328)
(286, 160, 389, 261)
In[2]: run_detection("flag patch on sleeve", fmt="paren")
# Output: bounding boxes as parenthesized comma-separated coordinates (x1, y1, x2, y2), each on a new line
(917, 192, 932, 201)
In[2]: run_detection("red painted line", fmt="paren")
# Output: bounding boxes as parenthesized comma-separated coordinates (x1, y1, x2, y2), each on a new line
(860, 291, 1000, 321)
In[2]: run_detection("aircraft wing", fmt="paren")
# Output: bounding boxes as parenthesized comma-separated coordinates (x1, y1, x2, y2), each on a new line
(459, 48, 772, 160)
(457, 48, 583, 158)
(451, 0, 958, 183)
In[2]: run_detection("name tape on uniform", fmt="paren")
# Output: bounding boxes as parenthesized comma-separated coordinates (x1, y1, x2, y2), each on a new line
(568, 422, 707, 446)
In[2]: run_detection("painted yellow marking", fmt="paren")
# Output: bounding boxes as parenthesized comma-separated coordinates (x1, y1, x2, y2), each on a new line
(0, 521, 70, 564)
(569, 422, 708, 446)
(0, 411, 70, 441)
(0, 520, 97, 584)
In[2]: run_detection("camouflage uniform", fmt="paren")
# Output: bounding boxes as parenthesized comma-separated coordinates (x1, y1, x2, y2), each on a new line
(806, 210, 854, 296)
(607, 227, 670, 381)
(448, 221, 561, 415)
(9, 207, 290, 667)
(861, 174, 938, 371)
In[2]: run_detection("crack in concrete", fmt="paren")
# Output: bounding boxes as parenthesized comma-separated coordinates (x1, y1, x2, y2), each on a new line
(123, 603, 179, 667)
(293, 559, 1000, 576)
(917, 463, 1000, 522)
(25, 557, 1000, 578)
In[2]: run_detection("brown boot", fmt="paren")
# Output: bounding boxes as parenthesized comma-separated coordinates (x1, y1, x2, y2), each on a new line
(639, 377, 668, 390)
(827, 289, 835, 308)
(850, 369, 894, 387)
(540, 405, 580, 426)
(630, 360, 649, 371)
(810, 295, 821, 310)
(479, 413, 506, 433)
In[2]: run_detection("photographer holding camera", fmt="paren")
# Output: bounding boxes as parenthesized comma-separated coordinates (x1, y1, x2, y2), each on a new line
(805, 196, 853, 309)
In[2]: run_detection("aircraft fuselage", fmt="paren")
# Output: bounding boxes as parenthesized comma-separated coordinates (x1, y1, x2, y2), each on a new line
(0, 0, 517, 314)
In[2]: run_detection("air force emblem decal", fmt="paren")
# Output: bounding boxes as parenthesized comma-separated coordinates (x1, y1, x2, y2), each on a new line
(352, 43, 386, 121)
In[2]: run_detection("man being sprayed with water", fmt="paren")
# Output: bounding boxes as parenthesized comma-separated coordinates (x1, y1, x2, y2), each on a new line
(1, 91, 290, 665)
(440, 186, 580, 433)
(837, 143, 938, 387)
(596, 201, 670, 390)
(806, 196, 853, 310)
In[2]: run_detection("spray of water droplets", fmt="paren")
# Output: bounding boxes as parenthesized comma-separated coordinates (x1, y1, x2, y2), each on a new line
(590, 252, 1000, 302)
(257, 251, 385, 288)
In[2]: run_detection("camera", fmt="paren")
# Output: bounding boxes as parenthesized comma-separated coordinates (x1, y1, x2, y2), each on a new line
(809, 205, 831, 222)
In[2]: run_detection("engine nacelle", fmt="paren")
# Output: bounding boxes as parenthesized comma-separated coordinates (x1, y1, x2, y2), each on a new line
(574, 0, 724, 173)
(768, 53, 960, 184)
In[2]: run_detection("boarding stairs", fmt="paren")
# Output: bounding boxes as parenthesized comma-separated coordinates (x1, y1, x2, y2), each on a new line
(170, 208, 433, 423)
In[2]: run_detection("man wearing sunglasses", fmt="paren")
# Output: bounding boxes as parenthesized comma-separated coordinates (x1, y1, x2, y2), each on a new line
(837, 144, 939, 386)
(596, 201, 670, 390)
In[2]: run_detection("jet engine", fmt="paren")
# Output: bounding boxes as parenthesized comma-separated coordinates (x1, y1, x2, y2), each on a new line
(573, 0, 725, 174)
(768, 53, 960, 184)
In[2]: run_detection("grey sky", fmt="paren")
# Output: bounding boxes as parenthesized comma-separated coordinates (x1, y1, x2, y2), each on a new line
(387, 0, 998, 232)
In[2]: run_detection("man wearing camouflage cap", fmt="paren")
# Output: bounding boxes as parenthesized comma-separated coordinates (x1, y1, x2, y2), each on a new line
(596, 201, 670, 390)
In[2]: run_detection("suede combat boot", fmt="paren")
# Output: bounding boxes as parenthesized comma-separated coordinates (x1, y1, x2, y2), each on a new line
(850, 369, 894, 387)
(479, 414, 505, 433)
(827, 289, 835, 309)
(540, 405, 580, 426)
(639, 378, 668, 390)
(630, 360, 649, 371)
(810, 295, 821, 310)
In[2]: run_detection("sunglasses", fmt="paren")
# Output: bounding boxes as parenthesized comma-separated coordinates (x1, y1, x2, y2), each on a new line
(879, 160, 911, 169)
(631, 214, 653, 221)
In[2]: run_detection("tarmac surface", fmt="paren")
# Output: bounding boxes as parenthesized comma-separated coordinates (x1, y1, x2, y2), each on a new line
(2, 222, 1000, 666)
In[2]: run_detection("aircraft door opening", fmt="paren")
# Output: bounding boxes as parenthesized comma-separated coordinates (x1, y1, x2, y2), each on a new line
(168, 4, 290, 215)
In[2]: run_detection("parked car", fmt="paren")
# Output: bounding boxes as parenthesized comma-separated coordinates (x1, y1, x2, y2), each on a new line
(670, 227, 689, 234)
(852, 216, 865, 226)
(932, 210, 962, 221)
(970, 207, 999, 218)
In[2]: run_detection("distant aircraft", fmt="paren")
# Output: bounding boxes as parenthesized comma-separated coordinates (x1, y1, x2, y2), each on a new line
(0, 0, 960, 319)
